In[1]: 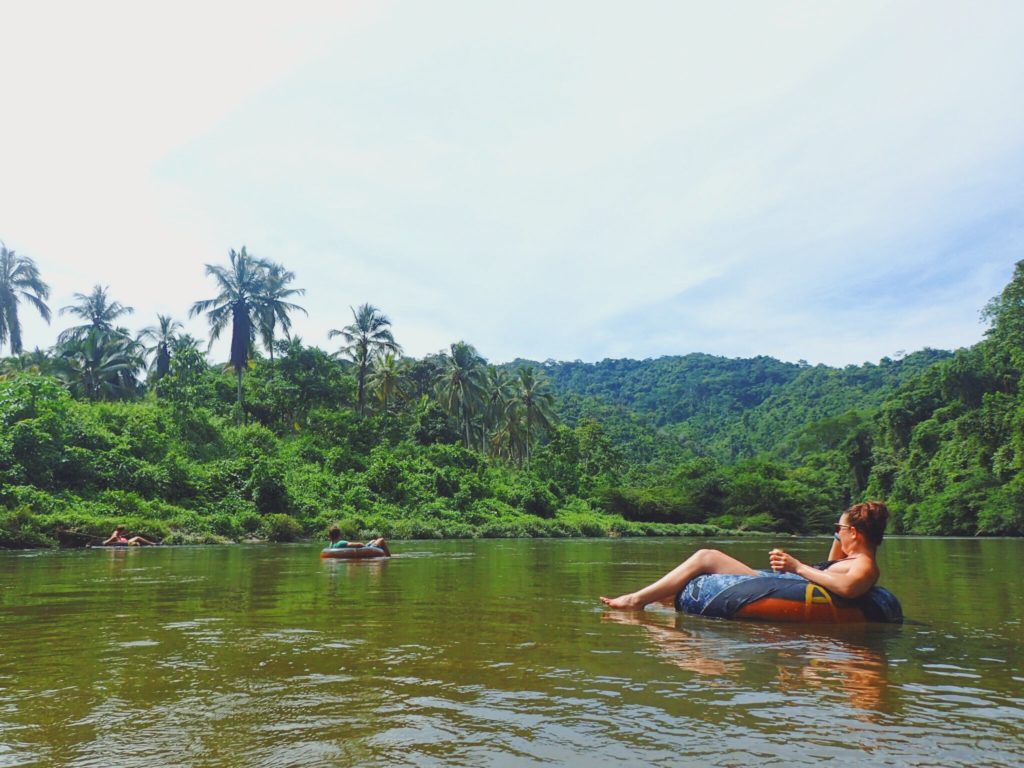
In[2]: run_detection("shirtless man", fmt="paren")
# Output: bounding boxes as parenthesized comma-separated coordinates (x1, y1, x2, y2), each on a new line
(600, 501, 889, 609)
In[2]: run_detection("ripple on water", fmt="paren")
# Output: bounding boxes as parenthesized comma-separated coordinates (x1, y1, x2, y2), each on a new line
(260, 628, 320, 642)
(922, 663, 983, 679)
(115, 640, 160, 649)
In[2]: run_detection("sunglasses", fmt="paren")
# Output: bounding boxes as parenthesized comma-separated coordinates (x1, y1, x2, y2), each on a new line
(833, 523, 853, 533)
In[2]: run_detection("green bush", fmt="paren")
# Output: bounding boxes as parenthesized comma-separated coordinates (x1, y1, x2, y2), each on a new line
(208, 512, 241, 539)
(0, 507, 53, 548)
(163, 530, 232, 545)
(226, 423, 280, 460)
(328, 518, 363, 540)
(707, 514, 737, 530)
(739, 513, 778, 532)
(246, 458, 292, 514)
(10, 419, 60, 489)
(260, 513, 303, 542)
(365, 452, 406, 502)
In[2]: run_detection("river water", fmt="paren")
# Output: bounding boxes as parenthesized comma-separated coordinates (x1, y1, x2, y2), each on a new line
(0, 537, 1021, 767)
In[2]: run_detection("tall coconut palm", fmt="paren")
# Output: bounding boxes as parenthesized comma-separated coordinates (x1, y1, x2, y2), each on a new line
(138, 314, 184, 383)
(328, 303, 401, 414)
(0, 243, 52, 355)
(368, 352, 407, 412)
(257, 262, 306, 363)
(189, 247, 271, 408)
(437, 341, 487, 447)
(58, 285, 133, 344)
(481, 365, 515, 453)
(514, 366, 557, 465)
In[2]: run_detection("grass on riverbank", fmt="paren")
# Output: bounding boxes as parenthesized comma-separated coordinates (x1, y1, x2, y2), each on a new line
(0, 500, 747, 549)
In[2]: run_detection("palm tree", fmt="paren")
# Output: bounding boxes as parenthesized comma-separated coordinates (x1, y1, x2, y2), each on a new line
(437, 341, 487, 447)
(0, 243, 51, 355)
(329, 303, 401, 414)
(257, 263, 306, 363)
(368, 352, 407, 412)
(54, 330, 143, 400)
(481, 365, 515, 453)
(138, 314, 184, 383)
(58, 285, 133, 344)
(514, 366, 557, 465)
(189, 247, 271, 408)
(490, 402, 528, 463)
(0, 348, 53, 379)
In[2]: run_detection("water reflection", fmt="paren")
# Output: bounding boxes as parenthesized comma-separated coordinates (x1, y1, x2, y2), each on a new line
(603, 609, 892, 716)
(774, 630, 889, 716)
(321, 558, 391, 577)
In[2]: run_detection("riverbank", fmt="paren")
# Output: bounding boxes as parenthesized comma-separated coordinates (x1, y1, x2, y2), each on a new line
(2, 504, 765, 549)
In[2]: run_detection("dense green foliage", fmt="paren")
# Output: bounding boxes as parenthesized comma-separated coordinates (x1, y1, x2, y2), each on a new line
(525, 349, 951, 461)
(1, 243, 1022, 547)
(0, 363, 725, 547)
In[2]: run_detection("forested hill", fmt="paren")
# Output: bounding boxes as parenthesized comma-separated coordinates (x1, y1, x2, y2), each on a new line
(509, 349, 952, 462)
(518, 257, 1024, 537)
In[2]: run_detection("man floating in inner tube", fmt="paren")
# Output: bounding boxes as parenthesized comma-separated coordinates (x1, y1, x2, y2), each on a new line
(327, 525, 391, 556)
(600, 501, 889, 610)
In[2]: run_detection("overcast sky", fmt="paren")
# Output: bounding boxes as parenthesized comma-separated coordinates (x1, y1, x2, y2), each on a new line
(2, 1, 1023, 367)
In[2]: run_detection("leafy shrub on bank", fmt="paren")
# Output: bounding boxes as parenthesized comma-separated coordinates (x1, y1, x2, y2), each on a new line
(162, 530, 232, 545)
(0, 507, 52, 548)
(260, 513, 303, 542)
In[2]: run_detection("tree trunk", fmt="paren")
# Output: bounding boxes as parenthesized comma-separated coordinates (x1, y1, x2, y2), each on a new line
(357, 361, 367, 415)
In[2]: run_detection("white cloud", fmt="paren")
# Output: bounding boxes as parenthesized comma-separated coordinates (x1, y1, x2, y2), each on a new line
(2, 1, 1023, 366)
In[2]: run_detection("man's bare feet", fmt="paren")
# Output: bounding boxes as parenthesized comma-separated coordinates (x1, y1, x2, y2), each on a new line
(599, 594, 646, 609)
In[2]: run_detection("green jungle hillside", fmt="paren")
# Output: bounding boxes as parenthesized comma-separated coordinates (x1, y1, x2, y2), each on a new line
(1, 243, 1022, 547)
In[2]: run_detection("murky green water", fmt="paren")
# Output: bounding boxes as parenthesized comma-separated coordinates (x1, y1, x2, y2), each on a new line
(1, 537, 1022, 766)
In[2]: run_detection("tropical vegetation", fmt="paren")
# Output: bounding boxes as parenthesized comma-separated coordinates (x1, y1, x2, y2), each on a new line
(1, 239, 1023, 548)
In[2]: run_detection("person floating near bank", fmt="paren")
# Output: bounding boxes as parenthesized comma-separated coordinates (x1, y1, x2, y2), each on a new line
(327, 526, 391, 557)
(600, 501, 889, 610)
(103, 525, 158, 547)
